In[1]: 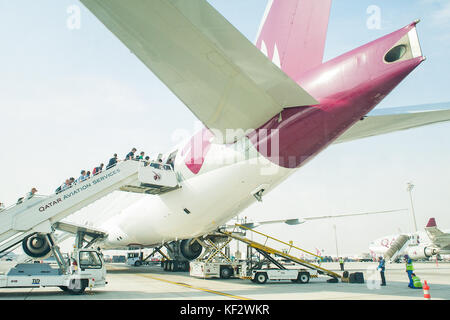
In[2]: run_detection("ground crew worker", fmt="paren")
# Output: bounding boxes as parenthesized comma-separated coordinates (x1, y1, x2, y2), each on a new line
(411, 273, 422, 289)
(339, 257, 345, 271)
(377, 257, 386, 286)
(405, 255, 414, 288)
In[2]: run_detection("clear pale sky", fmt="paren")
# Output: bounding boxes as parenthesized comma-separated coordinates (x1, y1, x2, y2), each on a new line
(1, 0, 449, 256)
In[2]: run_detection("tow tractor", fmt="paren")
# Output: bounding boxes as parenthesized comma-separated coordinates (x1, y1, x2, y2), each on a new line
(242, 264, 316, 284)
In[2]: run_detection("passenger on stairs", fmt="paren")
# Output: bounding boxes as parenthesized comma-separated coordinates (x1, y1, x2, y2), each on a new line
(26, 188, 38, 200)
(78, 170, 87, 183)
(60, 179, 71, 192)
(93, 163, 104, 176)
(144, 156, 150, 166)
(85, 171, 91, 180)
(106, 154, 118, 170)
(125, 148, 137, 160)
(136, 151, 145, 161)
(157, 158, 165, 169)
(0, 202, 5, 212)
(166, 158, 175, 169)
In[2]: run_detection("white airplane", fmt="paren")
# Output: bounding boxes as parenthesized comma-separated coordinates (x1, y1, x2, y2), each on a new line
(17, 0, 450, 267)
(369, 218, 450, 261)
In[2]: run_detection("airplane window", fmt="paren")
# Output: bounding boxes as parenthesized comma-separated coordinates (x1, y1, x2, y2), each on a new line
(384, 45, 407, 63)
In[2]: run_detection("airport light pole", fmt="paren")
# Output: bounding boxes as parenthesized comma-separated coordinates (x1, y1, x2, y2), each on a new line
(333, 224, 339, 259)
(407, 182, 418, 233)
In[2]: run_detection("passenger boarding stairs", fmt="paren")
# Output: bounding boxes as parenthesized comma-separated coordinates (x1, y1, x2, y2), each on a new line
(383, 234, 410, 262)
(221, 224, 341, 280)
(0, 160, 179, 255)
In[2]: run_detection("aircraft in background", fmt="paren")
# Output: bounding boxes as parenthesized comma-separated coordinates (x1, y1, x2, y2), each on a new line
(15, 0, 450, 266)
(369, 218, 450, 261)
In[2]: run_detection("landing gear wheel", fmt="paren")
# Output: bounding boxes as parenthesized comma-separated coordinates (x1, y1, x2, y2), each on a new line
(169, 261, 175, 272)
(255, 272, 268, 284)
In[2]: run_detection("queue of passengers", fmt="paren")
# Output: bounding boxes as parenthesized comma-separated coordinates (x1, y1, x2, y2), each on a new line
(3, 149, 175, 208)
(53, 148, 172, 195)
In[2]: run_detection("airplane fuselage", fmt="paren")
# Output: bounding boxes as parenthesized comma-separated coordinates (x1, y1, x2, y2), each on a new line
(98, 22, 424, 250)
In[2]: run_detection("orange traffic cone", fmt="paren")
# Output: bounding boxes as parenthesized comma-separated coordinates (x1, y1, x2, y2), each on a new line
(423, 280, 431, 300)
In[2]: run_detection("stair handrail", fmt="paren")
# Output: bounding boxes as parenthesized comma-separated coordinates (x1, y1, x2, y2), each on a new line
(234, 224, 322, 259)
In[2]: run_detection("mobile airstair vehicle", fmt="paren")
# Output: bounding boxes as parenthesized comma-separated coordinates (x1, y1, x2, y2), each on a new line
(190, 224, 342, 284)
(0, 244, 106, 294)
(0, 160, 179, 294)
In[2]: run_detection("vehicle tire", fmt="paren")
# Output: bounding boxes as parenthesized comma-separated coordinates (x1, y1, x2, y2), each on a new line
(220, 267, 232, 279)
(297, 272, 310, 284)
(134, 260, 142, 267)
(58, 286, 69, 292)
(67, 279, 87, 295)
(255, 272, 268, 284)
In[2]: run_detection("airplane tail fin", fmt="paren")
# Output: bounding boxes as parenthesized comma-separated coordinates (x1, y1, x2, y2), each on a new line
(425, 218, 445, 240)
(255, 0, 332, 80)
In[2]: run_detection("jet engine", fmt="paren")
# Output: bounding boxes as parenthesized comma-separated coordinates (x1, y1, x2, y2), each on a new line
(180, 239, 203, 260)
(22, 234, 52, 259)
(406, 245, 438, 260)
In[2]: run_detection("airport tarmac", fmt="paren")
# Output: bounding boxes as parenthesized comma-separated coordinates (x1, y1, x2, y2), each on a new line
(0, 262, 449, 300)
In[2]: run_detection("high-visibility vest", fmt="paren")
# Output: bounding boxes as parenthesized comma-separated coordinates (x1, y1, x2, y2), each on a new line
(406, 262, 414, 271)
(412, 276, 422, 288)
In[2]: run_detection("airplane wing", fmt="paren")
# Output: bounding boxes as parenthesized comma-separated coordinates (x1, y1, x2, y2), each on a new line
(80, 0, 318, 143)
(334, 102, 450, 144)
(234, 209, 407, 229)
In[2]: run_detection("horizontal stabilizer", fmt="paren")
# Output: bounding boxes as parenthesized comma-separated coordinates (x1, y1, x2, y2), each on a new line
(335, 102, 450, 144)
(81, 0, 318, 143)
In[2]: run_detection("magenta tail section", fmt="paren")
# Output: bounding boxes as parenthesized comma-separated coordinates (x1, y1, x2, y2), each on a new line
(255, 0, 332, 80)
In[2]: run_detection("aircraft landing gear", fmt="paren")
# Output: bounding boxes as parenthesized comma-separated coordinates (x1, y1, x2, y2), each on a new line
(160, 241, 194, 272)
(161, 259, 189, 272)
